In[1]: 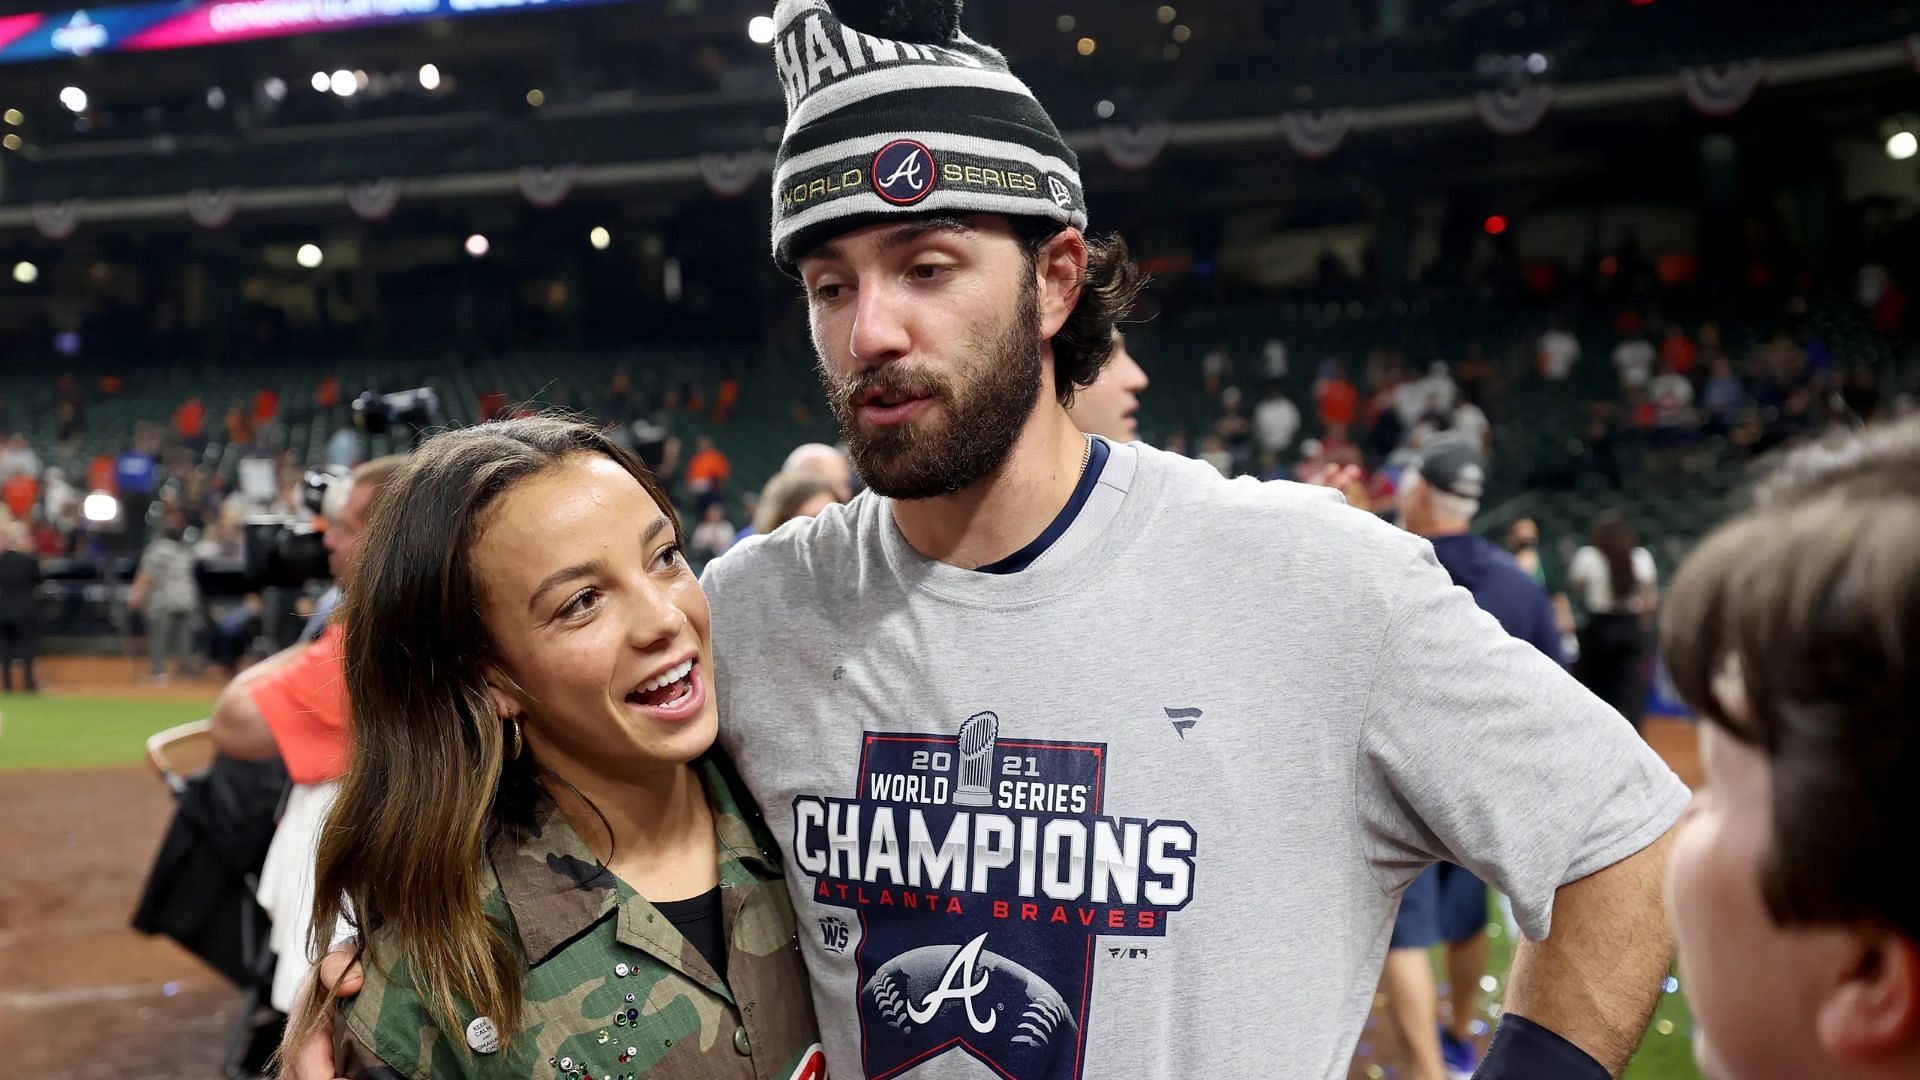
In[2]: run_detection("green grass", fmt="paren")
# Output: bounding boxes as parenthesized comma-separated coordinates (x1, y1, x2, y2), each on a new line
(1483, 899, 1701, 1080)
(0, 693, 219, 771)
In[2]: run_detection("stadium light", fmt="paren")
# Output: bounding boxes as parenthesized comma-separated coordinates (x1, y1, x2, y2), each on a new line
(83, 491, 119, 524)
(748, 15, 776, 44)
(207, 86, 227, 109)
(526, 88, 545, 107)
(1056, 15, 1074, 33)
(2, 134, 20, 151)
(1171, 24, 1191, 43)
(263, 77, 288, 102)
(4, 108, 22, 125)
(1157, 6, 1177, 24)
(12, 261, 37, 284)
(1096, 99, 1114, 119)
(1484, 214, 1509, 235)
(311, 71, 330, 92)
(296, 244, 324, 269)
(465, 233, 490, 258)
(418, 63, 441, 91)
(59, 86, 87, 113)
(1888, 131, 1917, 161)
(330, 69, 356, 97)
(589, 226, 612, 250)
(1076, 37, 1096, 56)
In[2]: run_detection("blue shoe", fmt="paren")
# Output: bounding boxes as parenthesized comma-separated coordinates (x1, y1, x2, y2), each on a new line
(1440, 1026, 1478, 1080)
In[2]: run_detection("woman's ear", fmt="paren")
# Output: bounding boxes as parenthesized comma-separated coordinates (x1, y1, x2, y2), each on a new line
(483, 667, 521, 720)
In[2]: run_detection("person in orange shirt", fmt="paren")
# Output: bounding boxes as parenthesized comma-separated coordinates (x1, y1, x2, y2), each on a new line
(252, 387, 281, 427)
(173, 397, 206, 444)
(685, 435, 732, 495)
(1313, 358, 1360, 431)
(1, 472, 37, 520)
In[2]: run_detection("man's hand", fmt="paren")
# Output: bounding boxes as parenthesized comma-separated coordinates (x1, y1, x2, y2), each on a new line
(281, 949, 364, 1080)
(1301, 461, 1363, 493)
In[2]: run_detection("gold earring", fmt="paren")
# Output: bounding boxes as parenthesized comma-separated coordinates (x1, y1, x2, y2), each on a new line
(505, 715, 523, 761)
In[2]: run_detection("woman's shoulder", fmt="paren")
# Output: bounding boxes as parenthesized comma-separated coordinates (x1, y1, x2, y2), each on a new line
(335, 934, 451, 1080)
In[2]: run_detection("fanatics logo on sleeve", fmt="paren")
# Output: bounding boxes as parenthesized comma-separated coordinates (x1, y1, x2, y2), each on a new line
(790, 711, 1199, 1079)
(872, 139, 937, 206)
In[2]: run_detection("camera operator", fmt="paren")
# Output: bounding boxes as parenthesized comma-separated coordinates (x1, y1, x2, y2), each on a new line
(206, 455, 401, 1014)
(208, 456, 401, 770)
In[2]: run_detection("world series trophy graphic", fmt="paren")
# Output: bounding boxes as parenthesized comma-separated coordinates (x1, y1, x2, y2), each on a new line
(952, 711, 1000, 807)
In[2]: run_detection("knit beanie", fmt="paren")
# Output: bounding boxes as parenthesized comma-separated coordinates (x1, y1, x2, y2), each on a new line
(768, 0, 1088, 275)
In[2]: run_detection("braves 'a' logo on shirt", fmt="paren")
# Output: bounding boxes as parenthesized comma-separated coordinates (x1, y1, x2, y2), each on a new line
(791, 712, 1199, 1079)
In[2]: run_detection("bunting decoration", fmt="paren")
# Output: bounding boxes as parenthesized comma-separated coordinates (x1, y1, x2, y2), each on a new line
(697, 151, 770, 198)
(516, 164, 579, 208)
(30, 200, 82, 239)
(1677, 60, 1766, 117)
(1098, 120, 1172, 171)
(346, 178, 402, 221)
(1475, 81, 1554, 136)
(185, 187, 241, 229)
(1279, 108, 1354, 159)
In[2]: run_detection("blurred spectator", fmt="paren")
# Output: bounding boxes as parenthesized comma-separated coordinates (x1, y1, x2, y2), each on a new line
(209, 594, 264, 677)
(690, 502, 736, 562)
(314, 374, 341, 412)
(1313, 359, 1359, 432)
(224, 406, 256, 449)
(325, 424, 359, 470)
(173, 397, 206, 446)
(1537, 325, 1580, 382)
(607, 369, 637, 426)
(750, 472, 837, 537)
(1065, 331, 1150, 443)
(713, 374, 741, 424)
(1198, 433, 1234, 477)
(1261, 338, 1289, 381)
(252, 387, 280, 427)
(1451, 397, 1492, 451)
(0, 523, 41, 693)
(685, 434, 732, 505)
(1569, 511, 1658, 729)
(1701, 357, 1746, 433)
(1660, 325, 1698, 379)
(86, 453, 116, 494)
(54, 398, 82, 445)
(1253, 383, 1302, 456)
(0, 433, 39, 479)
(1504, 518, 1547, 587)
(2, 468, 36, 520)
(1612, 334, 1656, 392)
(1650, 360, 1698, 439)
(1201, 342, 1232, 395)
(1213, 387, 1252, 463)
(1456, 342, 1495, 411)
(129, 510, 202, 686)
(1841, 367, 1881, 423)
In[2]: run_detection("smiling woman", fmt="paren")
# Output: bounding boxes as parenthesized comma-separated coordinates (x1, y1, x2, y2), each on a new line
(282, 416, 824, 1080)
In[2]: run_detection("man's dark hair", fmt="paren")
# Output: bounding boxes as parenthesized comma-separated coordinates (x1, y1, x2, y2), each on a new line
(1013, 218, 1146, 407)
(1661, 416, 1920, 943)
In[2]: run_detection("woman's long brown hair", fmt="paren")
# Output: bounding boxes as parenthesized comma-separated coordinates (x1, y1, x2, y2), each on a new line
(282, 416, 684, 1057)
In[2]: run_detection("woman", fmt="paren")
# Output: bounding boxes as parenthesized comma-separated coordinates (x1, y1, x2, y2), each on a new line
(283, 417, 821, 1079)
(129, 509, 201, 685)
(750, 471, 836, 537)
(1568, 510, 1658, 727)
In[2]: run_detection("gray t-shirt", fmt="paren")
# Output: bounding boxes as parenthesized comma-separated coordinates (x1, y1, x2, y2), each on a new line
(703, 438, 1686, 1080)
(138, 538, 199, 614)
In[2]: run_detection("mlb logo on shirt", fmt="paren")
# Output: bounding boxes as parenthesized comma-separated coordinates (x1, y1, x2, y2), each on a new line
(872, 139, 937, 206)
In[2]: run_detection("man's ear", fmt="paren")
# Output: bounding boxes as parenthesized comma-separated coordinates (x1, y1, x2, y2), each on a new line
(1816, 928, 1920, 1065)
(1035, 228, 1088, 342)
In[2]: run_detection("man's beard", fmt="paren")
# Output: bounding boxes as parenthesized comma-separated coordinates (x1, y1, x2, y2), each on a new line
(816, 279, 1042, 501)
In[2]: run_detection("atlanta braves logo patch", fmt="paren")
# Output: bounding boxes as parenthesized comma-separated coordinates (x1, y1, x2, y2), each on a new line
(872, 139, 937, 206)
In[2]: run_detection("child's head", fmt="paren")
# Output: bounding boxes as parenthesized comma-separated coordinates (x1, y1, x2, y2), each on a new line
(1662, 418, 1920, 1080)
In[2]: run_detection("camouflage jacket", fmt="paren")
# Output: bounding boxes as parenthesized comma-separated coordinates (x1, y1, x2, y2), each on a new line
(335, 757, 826, 1080)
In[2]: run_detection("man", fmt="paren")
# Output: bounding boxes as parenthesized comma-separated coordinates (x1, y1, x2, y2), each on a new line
(208, 456, 402, 769)
(1253, 381, 1301, 457)
(292, 3, 1683, 1077)
(783, 441, 855, 503)
(0, 522, 42, 693)
(1064, 330, 1149, 442)
(1381, 433, 1566, 1080)
(1661, 417, 1920, 1080)
(209, 456, 400, 1015)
